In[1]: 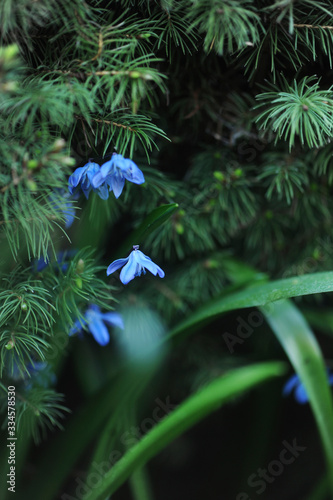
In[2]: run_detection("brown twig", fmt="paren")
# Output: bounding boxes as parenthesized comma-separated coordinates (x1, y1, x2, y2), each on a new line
(92, 117, 137, 133)
(294, 24, 333, 30)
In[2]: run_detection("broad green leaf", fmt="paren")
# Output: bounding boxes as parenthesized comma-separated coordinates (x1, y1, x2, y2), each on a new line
(115, 203, 178, 258)
(263, 300, 333, 496)
(169, 271, 333, 339)
(82, 361, 286, 500)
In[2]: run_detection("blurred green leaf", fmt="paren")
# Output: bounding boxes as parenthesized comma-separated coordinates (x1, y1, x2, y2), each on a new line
(82, 361, 286, 500)
(169, 271, 333, 339)
(263, 300, 333, 496)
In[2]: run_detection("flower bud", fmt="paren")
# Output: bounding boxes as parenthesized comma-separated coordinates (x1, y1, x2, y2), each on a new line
(27, 159, 39, 170)
(76, 259, 85, 274)
(5, 339, 15, 350)
(213, 171, 225, 181)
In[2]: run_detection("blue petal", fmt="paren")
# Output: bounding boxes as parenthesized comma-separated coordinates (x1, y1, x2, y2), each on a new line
(63, 203, 75, 228)
(107, 257, 129, 276)
(100, 159, 115, 177)
(122, 159, 145, 185)
(112, 154, 128, 170)
(110, 173, 125, 198)
(68, 166, 88, 192)
(86, 162, 100, 183)
(119, 252, 139, 284)
(102, 312, 124, 329)
(135, 250, 165, 278)
(81, 184, 92, 199)
(69, 317, 87, 336)
(91, 171, 105, 188)
(87, 303, 103, 315)
(282, 374, 300, 396)
(97, 183, 110, 200)
(33, 256, 50, 272)
(294, 383, 309, 404)
(89, 318, 110, 345)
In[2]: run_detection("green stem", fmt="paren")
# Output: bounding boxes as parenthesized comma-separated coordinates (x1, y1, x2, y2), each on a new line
(129, 467, 154, 500)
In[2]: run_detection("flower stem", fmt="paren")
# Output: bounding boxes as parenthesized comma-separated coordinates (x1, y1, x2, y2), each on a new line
(129, 466, 154, 500)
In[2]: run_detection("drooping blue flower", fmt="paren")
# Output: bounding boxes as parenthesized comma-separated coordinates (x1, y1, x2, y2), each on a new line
(8, 359, 56, 390)
(32, 249, 77, 273)
(69, 304, 124, 346)
(92, 153, 145, 198)
(283, 371, 333, 404)
(107, 245, 165, 285)
(25, 361, 57, 390)
(68, 162, 109, 200)
(50, 189, 78, 228)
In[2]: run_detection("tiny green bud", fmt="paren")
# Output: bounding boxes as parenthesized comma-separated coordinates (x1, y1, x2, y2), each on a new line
(130, 71, 141, 79)
(178, 209, 186, 217)
(63, 156, 76, 166)
(34, 409, 41, 417)
(213, 171, 225, 181)
(5, 340, 15, 350)
(175, 223, 184, 234)
(26, 179, 38, 192)
(2, 44, 20, 61)
(27, 159, 39, 170)
(2, 81, 18, 92)
(53, 138, 66, 152)
(76, 259, 85, 274)
(21, 301, 28, 312)
(312, 248, 321, 260)
(234, 168, 243, 177)
(139, 33, 151, 39)
(76, 277, 83, 289)
(204, 259, 219, 269)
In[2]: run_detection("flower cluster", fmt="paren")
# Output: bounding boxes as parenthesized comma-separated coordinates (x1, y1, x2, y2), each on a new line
(68, 153, 145, 200)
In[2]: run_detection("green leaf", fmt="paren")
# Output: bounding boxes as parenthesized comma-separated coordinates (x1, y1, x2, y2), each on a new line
(115, 203, 179, 258)
(169, 271, 333, 339)
(82, 361, 286, 500)
(262, 300, 333, 496)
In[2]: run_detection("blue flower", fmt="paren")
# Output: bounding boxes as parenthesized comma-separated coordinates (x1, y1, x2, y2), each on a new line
(25, 361, 57, 390)
(69, 304, 124, 346)
(283, 371, 333, 404)
(8, 359, 56, 389)
(92, 154, 145, 198)
(107, 245, 165, 285)
(50, 189, 78, 228)
(32, 249, 77, 273)
(68, 162, 109, 200)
